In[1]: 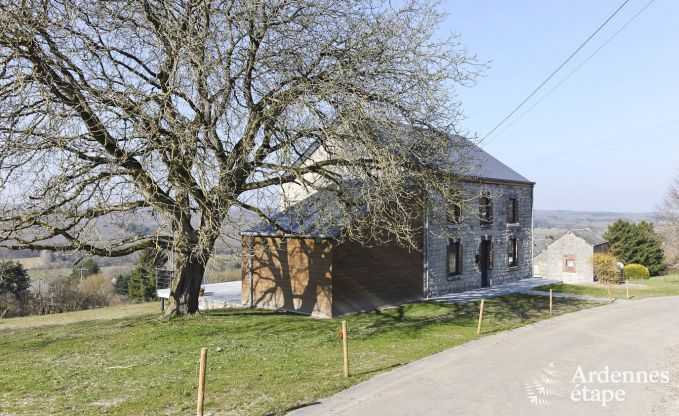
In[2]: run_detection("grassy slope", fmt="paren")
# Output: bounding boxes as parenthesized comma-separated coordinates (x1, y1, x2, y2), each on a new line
(535, 274, 679, 299)
(0, 295, 597, 415)
(0, 302, 159, 332)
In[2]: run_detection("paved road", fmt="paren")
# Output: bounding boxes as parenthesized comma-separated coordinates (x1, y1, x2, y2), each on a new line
(291, 296, 679, 416)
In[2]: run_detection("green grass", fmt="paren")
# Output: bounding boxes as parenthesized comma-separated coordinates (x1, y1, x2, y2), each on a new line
(0, 302, 160, 332)
(535, 274, 679, 299)
(0, 294, 597, 415)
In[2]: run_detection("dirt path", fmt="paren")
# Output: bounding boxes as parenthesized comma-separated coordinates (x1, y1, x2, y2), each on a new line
(290, 296, 679, 416)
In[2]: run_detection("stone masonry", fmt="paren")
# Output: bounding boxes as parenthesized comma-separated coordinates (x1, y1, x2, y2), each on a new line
(425, 181, 534, 297)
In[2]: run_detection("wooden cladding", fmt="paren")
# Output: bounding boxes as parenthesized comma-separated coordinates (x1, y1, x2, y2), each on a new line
(242, 236, 333, 317)
(243, 235, 423, 317)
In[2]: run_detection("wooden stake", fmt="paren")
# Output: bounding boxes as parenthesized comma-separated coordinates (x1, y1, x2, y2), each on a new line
(197, 347, 208, 416)
(626, 279, 630, 300)
(607, 281, 612, 303)
(549, 289, 553, 315)
(342, 320, 349, 378)
(476, 299, 485, 335)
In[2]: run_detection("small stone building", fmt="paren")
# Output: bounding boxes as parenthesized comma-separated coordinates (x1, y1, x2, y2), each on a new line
(533, 230, 609, 284)
(241, 139, 535, 317)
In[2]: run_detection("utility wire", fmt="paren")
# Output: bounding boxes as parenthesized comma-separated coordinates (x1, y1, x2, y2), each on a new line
(481, 0, 632, 145)
(488, 0, 657, 142)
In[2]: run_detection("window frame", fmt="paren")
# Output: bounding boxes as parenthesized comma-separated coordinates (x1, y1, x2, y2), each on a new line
(447, 203, 462, 225)
(507, 236, 518, 268)
(479, 192, 493, 226)
(447, 239, 463, 277)
(507, 198, 519, 224)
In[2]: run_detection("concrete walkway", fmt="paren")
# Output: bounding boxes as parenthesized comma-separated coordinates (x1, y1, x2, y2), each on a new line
(156, 281, 243, 309)
(430, 278, 558, 302)
(290, 296, 679, 416)
(430, 278, 614, 303)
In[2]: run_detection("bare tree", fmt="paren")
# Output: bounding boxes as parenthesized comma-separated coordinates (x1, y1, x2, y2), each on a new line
(0, 0, 482, 315)
(659, 173, 679, 263)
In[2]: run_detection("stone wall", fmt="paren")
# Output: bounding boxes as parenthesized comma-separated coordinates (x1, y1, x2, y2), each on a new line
(424, 181, 534, 296)
(533, 232, 595, 284)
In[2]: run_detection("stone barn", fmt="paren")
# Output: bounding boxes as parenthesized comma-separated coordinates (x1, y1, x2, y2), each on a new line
(533, 229, 609, 284)
(241, 139, 535, 317)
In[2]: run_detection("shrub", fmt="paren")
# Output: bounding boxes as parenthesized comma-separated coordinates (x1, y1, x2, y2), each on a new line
(623, 264, 650, 279)
(70, 258, 100, 281)
(77, 275, 117, 308)
(0, 260, 31, 298)
(113, 274, 130, 296)
(591, 253, 622, 284)
(48, 275, 84, 312)
(127, 249, 167, 301)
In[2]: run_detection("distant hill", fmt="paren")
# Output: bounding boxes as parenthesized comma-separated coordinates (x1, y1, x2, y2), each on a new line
(534, 210, 657, 230)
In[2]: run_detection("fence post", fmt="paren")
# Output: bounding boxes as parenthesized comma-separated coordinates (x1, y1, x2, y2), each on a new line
(342, 320, 349, 378)
(607, 281, 612, 303)
(626, 279, 630, 300)
(476, 299, 485, 335)
(549, 289, 553, 315)
(197, 347, 208, 416)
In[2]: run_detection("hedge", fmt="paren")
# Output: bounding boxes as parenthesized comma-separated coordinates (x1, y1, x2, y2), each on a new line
(623, 264, 650, 280)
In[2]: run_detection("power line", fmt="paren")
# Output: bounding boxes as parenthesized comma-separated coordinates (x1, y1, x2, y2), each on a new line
(487, 0, 657, 142)
(481, 0, 632, 145)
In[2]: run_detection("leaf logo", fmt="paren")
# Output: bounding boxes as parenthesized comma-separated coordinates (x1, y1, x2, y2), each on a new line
(524, 363, 560, 407)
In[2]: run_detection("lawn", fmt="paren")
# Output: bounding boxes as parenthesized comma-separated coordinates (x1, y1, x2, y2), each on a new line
(534, 274, 679, 300)
(0, 294, 598, 415)
(0, 302, 160, 332)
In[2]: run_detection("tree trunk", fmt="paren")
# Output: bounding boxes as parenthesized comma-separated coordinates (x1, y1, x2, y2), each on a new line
(166, 253, 207, 315)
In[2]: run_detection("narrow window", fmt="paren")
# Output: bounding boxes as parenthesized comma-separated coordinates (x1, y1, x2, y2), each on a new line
(507, 198, 518, 223)
(480, 192, 493, 226)
(447, 239, 463, 276)
(508, 236, 518, 268)
(448, 203, 462, 224)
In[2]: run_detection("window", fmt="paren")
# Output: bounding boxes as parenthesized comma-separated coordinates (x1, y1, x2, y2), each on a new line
(564, 255, 576, 272)
(475, 239, 494, 270)
(448, 204, 462, 225)
(447, 239, 463, 276)
(479, 192, 493, 226)
(507, 236, 518, 268)
(507, 198, 518, 224)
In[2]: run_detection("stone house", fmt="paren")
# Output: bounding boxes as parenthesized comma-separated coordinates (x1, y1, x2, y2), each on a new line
(240, 139, 535, 317)
(533, 230, 609, 284)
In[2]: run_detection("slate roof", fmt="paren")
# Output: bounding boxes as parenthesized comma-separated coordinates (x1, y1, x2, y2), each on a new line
(242, 190, 344, 238)
(570, 229, 608, 247)
(453, 139, 532, 184)
(534, 229, 608, 256)
(243, 132, 533, 237)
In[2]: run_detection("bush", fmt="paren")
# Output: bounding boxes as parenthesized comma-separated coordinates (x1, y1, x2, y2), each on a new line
(0, 260, 31, 298)
(70, 258, 100, 281)
(114, 274, 130, 296)
(127, 248, 166, 301)
(624, 264, 651, 279)
(591, 253, 622, 284)
(77, 275, 117, 308)
(48, 274, 120, 312)
(0, 293, 24, 318)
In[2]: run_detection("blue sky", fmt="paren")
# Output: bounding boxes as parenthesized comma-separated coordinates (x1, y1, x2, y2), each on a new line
(439, 0, 679, 212)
